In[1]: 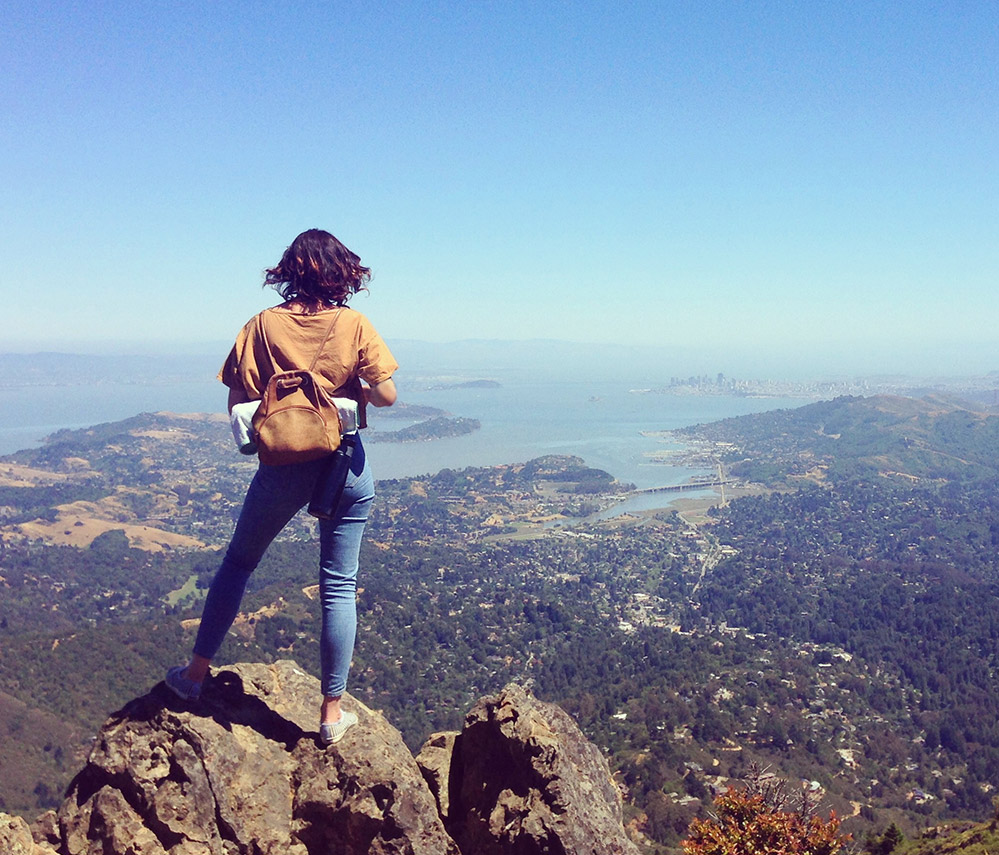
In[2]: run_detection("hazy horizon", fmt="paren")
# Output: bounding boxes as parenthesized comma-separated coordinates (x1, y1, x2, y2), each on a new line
(2, 3, 996, 370)
(0, 337, 996, 385)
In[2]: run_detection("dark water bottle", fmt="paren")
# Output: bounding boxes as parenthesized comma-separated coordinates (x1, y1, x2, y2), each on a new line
(307, 434, 357, 520)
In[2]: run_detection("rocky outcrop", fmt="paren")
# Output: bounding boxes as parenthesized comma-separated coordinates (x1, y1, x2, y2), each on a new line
(55, 661, 457, 855)
(415, 731, 457, 821)
(6, 663, 637, 855)
(444, 683, 641, 855)
(0, 812, 57, 855)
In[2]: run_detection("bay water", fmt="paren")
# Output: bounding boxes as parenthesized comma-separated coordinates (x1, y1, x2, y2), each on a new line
(0, 377, 811, 512)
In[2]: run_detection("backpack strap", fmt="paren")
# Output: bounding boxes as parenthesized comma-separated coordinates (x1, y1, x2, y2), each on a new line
(257, 308, 343, 376)
(307, 309, 343, 372)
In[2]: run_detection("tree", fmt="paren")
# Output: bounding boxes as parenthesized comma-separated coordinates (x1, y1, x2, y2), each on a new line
(873, 823, 903, 854)
(682, 787, 849, 855)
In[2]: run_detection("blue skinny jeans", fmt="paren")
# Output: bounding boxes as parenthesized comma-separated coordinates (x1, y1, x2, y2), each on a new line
(193, 438, 374, 698)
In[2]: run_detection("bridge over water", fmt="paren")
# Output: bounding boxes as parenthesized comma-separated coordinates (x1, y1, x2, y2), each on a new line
(633, 479, 735, 495)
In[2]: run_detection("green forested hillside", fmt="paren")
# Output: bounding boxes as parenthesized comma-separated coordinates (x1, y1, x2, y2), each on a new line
(680, 393, 999, 484)
(887, 818, 999, 854)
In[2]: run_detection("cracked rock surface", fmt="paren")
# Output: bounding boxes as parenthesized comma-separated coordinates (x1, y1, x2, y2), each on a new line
(7, 666, 639, 854)
(54, 660, 458, 855)
(444, 683, 641, 855)
(0, 812, 58, 855)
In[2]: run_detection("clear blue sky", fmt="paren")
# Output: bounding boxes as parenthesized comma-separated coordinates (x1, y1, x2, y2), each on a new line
(2, 1, 996, 375)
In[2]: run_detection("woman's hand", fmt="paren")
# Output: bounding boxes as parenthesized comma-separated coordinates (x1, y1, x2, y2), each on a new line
(364, 378, 397, 408)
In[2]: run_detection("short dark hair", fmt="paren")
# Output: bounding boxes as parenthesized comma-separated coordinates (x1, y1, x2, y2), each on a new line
(264, 229, 371, 307)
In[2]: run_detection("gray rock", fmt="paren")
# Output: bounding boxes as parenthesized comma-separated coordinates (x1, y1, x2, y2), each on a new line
(447, 683, 641, 855)
(17, 667, 639, 854)
(0, 812, 58, 855)
(55, 660, 459, 855)
(29, 810, 60, 850)
(415, 731, 459, 820)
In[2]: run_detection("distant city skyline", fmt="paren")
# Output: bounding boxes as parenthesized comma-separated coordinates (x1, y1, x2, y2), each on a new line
(2, 1, 996, 377)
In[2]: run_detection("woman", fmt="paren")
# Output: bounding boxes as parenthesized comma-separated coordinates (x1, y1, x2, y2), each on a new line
(166, 229, 398, 746)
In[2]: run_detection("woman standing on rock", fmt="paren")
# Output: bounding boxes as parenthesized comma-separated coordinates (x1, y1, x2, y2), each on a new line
(166, 229, 398, 745)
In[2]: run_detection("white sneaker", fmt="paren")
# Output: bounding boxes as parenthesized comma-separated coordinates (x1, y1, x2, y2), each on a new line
(319, 710, 358, 745)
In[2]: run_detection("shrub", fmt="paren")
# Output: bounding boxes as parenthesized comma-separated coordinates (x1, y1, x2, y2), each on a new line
(682, 786, 849, 855)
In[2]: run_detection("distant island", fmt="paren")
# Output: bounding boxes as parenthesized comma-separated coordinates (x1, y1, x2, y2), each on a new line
(368, 401, 449, 420)
(427, 379, 501, 391)
(366, 415, 481, 443)
(364, 400, 483, 442)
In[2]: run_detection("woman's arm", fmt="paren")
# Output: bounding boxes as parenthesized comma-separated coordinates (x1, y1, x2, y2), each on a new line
(365, 378, 397, 408)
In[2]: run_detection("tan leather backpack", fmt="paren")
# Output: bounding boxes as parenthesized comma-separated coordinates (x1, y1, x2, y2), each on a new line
(251, 310, 343, 466)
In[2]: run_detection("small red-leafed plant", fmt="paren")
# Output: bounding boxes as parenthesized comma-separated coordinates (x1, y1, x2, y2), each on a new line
(682, 768, 851, 855)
